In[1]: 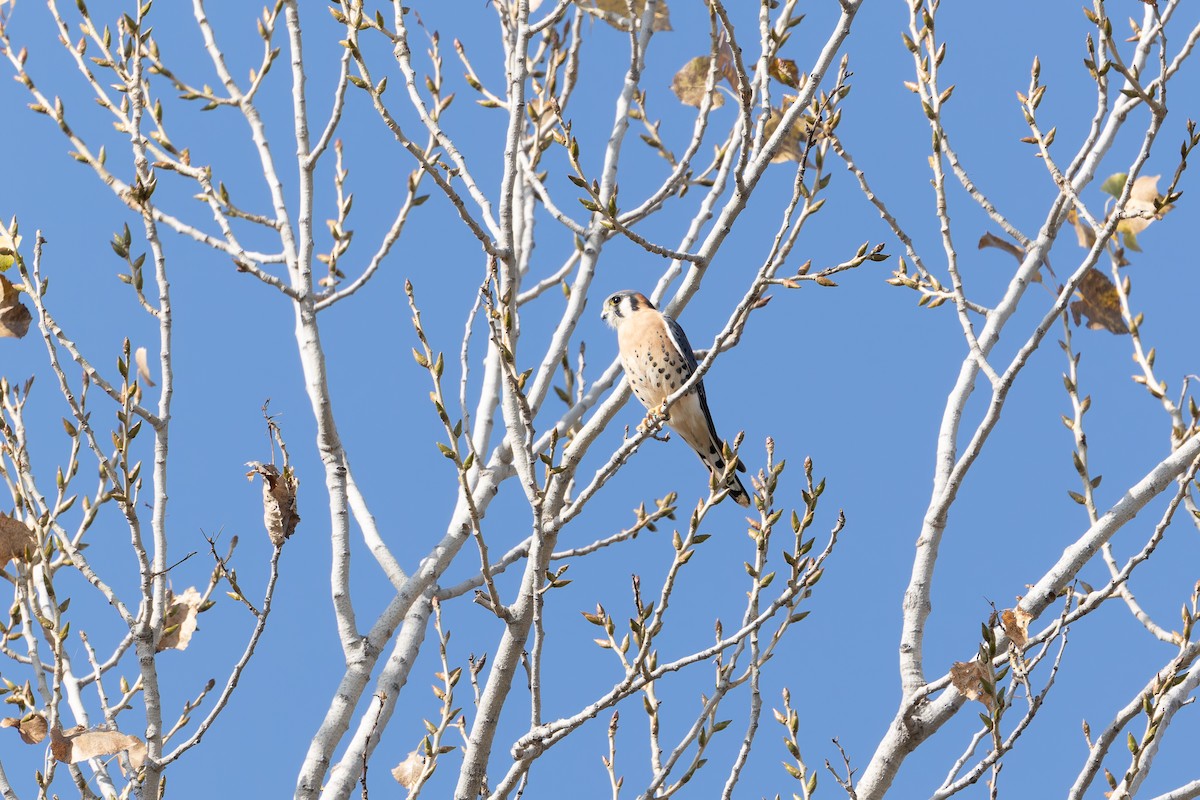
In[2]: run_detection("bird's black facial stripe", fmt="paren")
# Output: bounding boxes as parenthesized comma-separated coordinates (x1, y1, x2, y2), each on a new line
(628, 294, 641, 313)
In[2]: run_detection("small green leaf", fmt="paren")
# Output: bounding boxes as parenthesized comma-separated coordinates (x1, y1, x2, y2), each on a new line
(1100, 173, 1128, 198)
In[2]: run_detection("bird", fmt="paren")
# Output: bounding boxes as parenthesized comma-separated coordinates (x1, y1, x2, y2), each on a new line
(601, 290, 750, 507)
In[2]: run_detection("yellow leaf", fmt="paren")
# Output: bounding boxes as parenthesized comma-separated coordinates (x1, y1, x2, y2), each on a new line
(769, 58, 800, 89)
(0, 229, 20, 271)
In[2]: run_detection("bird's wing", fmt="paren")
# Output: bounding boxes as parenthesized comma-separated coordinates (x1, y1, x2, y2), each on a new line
(662, 314, 722, 449)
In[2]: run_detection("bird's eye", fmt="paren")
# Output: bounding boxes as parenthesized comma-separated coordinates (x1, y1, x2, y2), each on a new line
(609, 296, 621, 306)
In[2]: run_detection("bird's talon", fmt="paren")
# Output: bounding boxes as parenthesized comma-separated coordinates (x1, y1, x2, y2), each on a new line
(638, 411, 665, 434)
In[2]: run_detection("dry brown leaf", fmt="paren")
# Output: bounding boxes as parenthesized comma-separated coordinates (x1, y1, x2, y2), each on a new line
(1066, 207, 1097, 250)
(0, 513, 35, 565)
(246, 462, 300, 546)
(134, 346, 157, 387)
(763, 101, 813, 164)
(157, 587, 203, 652)
(949, 660, 994, 710)
(0, 273, 31, 340)
(670, 27, 739, 109)
(51, 724, 147, 771)
(670, 56, 725, 108)
(1001, 604, 1034, 651)
(979, 232, 1054, 285)
(1070, 268, 1128, 334)
(581, 0, 671, 32)
(977, 231, 1026, 263)
(1, 713, 48, 744)
(769, 57, 800, 88)
(392, 749, 427, 788)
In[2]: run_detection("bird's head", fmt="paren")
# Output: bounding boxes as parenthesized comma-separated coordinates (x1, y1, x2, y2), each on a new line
(600, 291, 654, 329)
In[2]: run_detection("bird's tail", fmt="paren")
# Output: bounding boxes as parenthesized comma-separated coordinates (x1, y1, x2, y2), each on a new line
(723, 470, 751, 507)
(700, 446, 751, 507)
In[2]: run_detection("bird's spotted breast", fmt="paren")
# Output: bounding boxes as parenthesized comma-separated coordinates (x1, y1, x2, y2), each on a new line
(617, 308, 700, 415)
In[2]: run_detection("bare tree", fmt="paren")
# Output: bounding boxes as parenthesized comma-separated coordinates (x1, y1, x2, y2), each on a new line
(0, 0, 1199, 799)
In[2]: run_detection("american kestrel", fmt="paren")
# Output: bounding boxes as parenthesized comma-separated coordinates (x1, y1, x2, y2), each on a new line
(601, 290, 750, 507)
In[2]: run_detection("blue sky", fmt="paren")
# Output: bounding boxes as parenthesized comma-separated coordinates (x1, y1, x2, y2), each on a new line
(2, 1, 1200, 797)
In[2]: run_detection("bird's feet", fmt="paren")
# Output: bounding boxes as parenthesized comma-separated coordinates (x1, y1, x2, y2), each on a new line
(636, 400, 671, 434)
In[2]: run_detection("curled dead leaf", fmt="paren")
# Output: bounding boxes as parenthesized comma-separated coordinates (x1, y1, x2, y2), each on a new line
(0, 513, 36, 564)
(50, 724, 146, 773)
(949, 660, 994, 711)
(1070, 268, 1128, 334)
(246, 462, 300, 546)
(392, 749, 428, 788)
(157, 587, 203, 652)
(0, 273, 32, 339)
(1001, 604, 1034, 651)
(134, 346, 157, 387)
(1066, 207, 1097, 250)
(1, 713, 48, 744)
(977, 231, 1026, 263)
(979, 231, 1055, 284)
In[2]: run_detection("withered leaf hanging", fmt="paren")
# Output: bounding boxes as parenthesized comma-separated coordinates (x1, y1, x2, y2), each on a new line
(246, 462, 299, 546)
